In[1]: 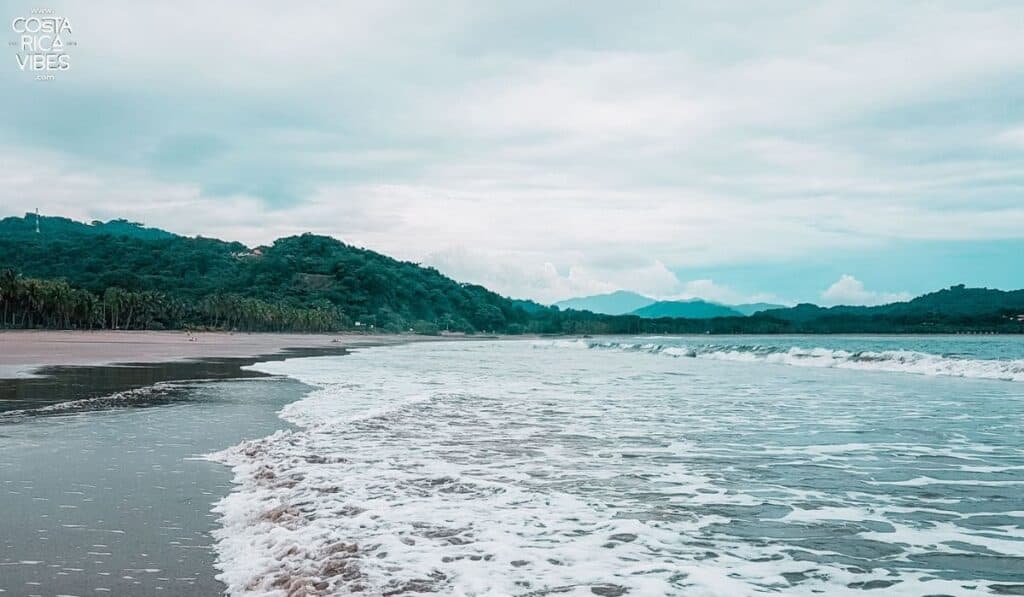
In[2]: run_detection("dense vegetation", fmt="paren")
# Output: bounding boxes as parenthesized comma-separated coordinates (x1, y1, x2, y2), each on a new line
(0, 215, 535, 333)
(1, 214, 1022, 334)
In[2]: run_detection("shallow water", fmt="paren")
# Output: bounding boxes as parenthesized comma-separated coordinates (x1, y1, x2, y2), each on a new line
(215, 336, 1024, 596)
(0, 377, 310, 596)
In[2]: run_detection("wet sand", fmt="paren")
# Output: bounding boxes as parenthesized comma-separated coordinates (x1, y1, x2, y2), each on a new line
(0, 375, 316, 596)
(0, 330, 394, 379)
(0, 331, 420, 413)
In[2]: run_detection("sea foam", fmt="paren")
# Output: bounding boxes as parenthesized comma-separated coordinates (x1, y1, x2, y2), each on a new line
(537, 339, 1024, 382)
(209, 341, 1024, 596)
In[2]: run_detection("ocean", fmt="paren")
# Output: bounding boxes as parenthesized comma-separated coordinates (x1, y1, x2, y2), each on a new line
(211, 335, 1024, 596)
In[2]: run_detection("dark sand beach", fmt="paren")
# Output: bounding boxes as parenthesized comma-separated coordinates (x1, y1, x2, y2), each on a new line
(0, 331, 419, 596)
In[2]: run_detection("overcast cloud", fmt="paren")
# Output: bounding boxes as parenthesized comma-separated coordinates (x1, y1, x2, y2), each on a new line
(2, 1, 1023, 304)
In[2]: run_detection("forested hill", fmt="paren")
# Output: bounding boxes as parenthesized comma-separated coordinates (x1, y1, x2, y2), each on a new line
(1, 213, 1022, 334)
(760, 286, 1024, 323)
(0, 214, 541, 333)
(1, 214, 176, 241)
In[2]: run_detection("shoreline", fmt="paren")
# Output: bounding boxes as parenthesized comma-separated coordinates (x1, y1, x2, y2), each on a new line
(0, 330, 427, 413)
(0, 334, 436, 595)
(0, 330, 422, 378)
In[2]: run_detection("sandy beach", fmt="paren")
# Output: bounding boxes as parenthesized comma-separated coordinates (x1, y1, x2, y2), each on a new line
(0, 330, 403, 379)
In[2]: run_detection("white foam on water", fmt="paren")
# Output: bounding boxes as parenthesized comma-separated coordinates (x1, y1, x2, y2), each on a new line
(209, 341, 1024, 596)
(0, 383, 188, 421)
(537, 339, 1024, 382)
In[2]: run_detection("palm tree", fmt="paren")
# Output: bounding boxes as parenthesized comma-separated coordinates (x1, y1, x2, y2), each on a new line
(0, 269, 18, 327)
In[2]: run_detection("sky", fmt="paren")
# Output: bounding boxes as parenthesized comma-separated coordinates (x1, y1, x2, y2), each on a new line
(2, 1, 1023, 306)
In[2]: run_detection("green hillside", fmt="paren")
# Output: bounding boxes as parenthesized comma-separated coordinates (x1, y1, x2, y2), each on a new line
(2, 214, 176, 241)
(760, 285, 1024, 323)
(731, 302, 786, 316)
(0, 214, 538, 333)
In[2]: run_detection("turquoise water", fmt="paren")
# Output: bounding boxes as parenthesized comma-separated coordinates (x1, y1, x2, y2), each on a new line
(575, 335, 1024, 381)
(644, 334, 1024, 361)
(214, 336, 1024, 595)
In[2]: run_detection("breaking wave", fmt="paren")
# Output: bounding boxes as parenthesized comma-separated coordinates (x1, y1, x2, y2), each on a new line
(537, 339, 1024, 382)
(208, 341, 1024, 596)
(0, 382, 191, 422)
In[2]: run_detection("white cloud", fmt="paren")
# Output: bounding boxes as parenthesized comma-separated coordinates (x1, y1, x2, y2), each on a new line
(422, 248, 683, 304)
(821, 275, 911, 306)
(420, 248, 777, 305)
(994, 126, 1024, 148)
(3, 3, 1024, 302)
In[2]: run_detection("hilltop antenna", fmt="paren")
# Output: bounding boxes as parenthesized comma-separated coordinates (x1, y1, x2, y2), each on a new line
(35, 208, 40, 234)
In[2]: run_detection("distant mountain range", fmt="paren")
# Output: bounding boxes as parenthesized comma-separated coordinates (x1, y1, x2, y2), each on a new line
(632, 300, 743, 319)
(555, 292, 784, 319)
(553, 291, 655, 315)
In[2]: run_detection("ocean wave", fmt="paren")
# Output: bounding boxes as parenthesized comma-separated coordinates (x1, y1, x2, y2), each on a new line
(535, 339, 1024, 382)
(0, 382, 188, 422)
(206, 344, 1024, 596)
(208, 356, 717, 596)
